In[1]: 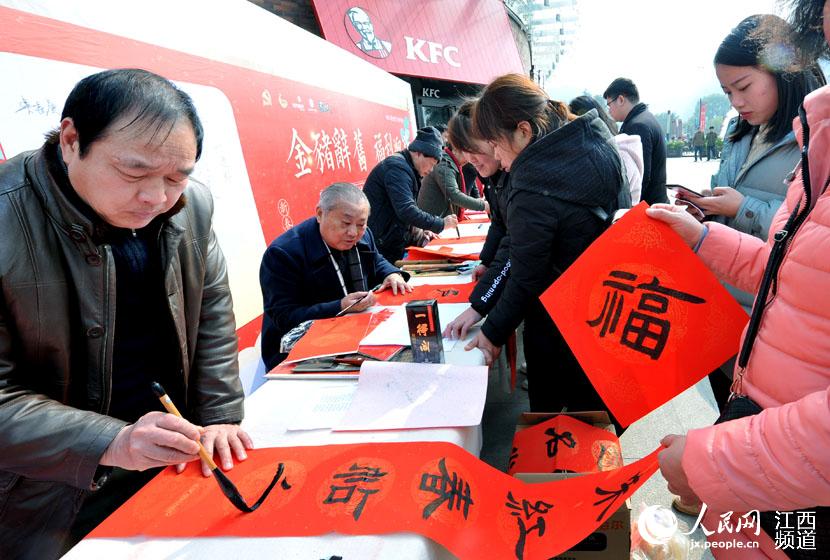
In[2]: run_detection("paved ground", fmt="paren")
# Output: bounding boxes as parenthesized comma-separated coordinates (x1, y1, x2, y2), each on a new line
(478, 156, 724, 558)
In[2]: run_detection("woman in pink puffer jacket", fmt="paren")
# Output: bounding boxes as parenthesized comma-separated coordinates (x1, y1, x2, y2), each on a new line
(649, 3, 830, 556)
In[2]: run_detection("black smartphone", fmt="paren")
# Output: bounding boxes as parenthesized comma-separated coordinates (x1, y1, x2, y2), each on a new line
(667, 184, 704, 198)
(674, 198, 705, 221)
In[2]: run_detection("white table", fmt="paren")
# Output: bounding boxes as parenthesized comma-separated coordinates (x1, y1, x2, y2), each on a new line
(64, 302, 486, 560)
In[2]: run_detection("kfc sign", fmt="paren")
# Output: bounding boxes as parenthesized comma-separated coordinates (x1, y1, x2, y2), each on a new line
(314, 0, 523, 84)
(404, 37, 460, 67)
(343, 7, 460, 67)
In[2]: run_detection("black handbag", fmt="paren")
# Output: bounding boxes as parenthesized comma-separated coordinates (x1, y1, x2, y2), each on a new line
(714, 105, 828, 559)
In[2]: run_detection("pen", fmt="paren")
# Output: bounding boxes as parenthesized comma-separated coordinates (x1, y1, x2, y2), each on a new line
(150, 382, 283, 513)
(455, 226, 461, 238)
(335, 283, 382, 317)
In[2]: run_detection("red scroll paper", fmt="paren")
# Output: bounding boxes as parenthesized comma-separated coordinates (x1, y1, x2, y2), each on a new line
(540, 203, 748, 427)
(508, 415, 622, 475)
(90, 441, 660, 560)
(374, 282, 475, 306)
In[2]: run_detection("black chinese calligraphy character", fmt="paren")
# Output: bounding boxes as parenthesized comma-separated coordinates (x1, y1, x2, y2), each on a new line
(588, 271, 705, 359)
(508, 447, 519, 471)
(544, 428, 576, 458)
(506, 491, 554, 560)
(323, 463, 387, 520)
(436, 288, 459, 297)
(419, 457, 474, 520)
(593, 473, 641, 521)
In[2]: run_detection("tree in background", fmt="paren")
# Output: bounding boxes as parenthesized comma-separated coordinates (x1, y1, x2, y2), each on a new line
(684, 93, 730, 137)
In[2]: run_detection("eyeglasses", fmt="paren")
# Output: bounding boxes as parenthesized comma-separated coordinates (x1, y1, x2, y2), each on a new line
(605, 98, 617, 109)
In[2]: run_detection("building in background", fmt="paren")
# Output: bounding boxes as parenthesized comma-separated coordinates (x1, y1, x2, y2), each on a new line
(504, 0, 579, 89)
(252, 0, 532, 128)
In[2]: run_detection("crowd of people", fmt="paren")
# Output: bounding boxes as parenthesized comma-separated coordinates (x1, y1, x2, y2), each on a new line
(0, 2, 827, 559)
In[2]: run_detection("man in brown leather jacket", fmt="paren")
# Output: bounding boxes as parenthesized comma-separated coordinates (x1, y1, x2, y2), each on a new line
(0, 69, 249, 559)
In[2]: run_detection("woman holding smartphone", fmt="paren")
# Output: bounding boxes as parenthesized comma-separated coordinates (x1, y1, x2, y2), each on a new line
(650, 3, 830, 555)
(677, 14, 825, 419)
(675, 15, 823, 290)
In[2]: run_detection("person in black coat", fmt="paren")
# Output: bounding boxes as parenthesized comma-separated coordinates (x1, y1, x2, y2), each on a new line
(364, 126, 458, 262)
(445, 99, 509, 282)
(259, 183, 410, 369)
(604, 77, 669, 204)
(461, 74, 626, 417)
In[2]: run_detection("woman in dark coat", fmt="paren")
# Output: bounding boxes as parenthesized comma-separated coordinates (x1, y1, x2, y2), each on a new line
(466, 73, 626, 415)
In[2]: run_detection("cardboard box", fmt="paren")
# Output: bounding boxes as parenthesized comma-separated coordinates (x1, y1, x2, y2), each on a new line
(513, 411, 631, 559)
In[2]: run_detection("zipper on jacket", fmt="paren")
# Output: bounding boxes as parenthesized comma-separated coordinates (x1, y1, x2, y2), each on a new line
(734, 104, 814, 391)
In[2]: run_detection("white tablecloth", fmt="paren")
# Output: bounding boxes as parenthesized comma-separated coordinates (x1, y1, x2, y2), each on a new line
(64, 314, 485, 560)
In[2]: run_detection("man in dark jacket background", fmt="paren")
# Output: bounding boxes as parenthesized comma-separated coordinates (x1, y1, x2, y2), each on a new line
(364, 126, 459, 262)
(259, 182, 410, 369)
(0, 69, 248, 559)
(604, 77, 669, 204)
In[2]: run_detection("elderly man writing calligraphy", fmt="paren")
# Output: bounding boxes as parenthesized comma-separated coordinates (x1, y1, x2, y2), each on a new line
(259, 182, 411, 370)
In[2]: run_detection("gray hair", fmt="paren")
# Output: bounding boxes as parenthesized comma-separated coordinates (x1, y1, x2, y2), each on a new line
(318, 182, 369, 213)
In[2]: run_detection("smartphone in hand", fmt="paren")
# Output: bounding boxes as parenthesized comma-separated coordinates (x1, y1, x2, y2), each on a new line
(674, 198, 705, 221)
(667, 184, 704, 198)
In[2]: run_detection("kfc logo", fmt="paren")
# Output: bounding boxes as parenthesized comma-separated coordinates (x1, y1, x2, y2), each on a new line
(345, 7, 392, 59)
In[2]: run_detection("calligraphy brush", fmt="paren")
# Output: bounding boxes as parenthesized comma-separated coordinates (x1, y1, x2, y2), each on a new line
(335, 283, 382, 317)
(151, 382, 283, 513)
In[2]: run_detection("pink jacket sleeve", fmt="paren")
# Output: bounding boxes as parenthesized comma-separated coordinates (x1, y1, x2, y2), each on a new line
(696, 222, 771, 296)
(683, 385, 830, 513)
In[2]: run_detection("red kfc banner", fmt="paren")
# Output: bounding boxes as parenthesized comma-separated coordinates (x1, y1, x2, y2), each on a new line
(540, 203, 748, 427)
(312, 0, 524, 84)
(89, 441, 660, 559)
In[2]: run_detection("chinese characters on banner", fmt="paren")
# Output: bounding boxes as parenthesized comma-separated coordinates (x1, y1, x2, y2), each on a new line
(540, 203, 749, 427)
(374, 282, 474, 306)
(508, 415, 622, 476)
(90, 441, 661, 560)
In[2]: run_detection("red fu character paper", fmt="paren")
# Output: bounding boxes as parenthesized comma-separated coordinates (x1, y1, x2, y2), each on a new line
(540, 203, 748, 427)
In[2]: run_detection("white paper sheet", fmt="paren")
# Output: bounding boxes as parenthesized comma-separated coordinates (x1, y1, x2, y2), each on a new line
(437, 222, 490, 238)
(359, 303, 470, 347)
(286, 383, 358, 431)
(334, 361, 488, 431)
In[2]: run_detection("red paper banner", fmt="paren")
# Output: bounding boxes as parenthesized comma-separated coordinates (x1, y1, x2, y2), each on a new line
(405, 246, 481, 261)
(540, 203, 748, 427)
(375, 283, 474, 305)
(461, 211, 490, 223)
(508, 415, 622, 475)
(285, 309, 393, 363)
(430, 235, 488, 244)
(89, 442, 660, 559)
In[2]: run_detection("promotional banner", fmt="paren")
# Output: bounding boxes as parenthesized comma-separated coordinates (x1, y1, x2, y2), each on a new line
(89, 441, 660, 560)
(541, 203, 748, 427)
(0, 0, 416, 352)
